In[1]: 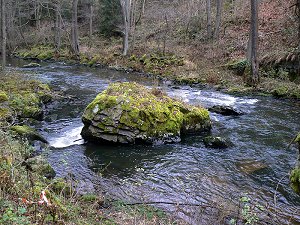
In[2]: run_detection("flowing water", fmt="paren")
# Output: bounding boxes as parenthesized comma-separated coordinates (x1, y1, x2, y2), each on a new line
(8, 59, 300, 224)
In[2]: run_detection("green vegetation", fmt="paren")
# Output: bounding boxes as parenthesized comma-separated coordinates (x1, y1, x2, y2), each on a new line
(0, 74, 53, 123)
(0, 129, 181, 224)
(290, 168, 300, 194)
(10, 125, 48, 143)
(81, 82, 211, 144)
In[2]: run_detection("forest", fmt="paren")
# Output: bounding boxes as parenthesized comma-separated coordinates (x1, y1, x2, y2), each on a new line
(0, 0, 300, 224)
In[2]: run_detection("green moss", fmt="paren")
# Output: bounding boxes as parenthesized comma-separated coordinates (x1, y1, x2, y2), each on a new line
(51, 178, 73, 196)
(290, 167, 300, 194)
(37, 51, 54, 60)
(80, 194, 98, 202)
(82, 82, 211, 143)
(225, 59, 249, 76)
(11, 125, 36, 135)
(272, 86, 289, 97)
(0, 91, 8, 102)
(295, 134, 300, 144)
(0, 77, 52, 119)
(10, 125, 48, 143)
(0, 107, 10, 120)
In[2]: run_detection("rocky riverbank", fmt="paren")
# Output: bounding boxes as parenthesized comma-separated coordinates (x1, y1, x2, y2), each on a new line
(13, 45, 300, 101)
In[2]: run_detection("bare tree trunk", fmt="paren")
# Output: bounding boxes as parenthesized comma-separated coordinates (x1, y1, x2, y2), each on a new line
(131, 0, 137, 49)
(249, 0, 259, 86)
(296, 0, 300, 47)
(1, 0, 6, 69)
(206, 0, 212, 40)
(55, 1, 61, 51)
(141, 0, 146, 15)
(120, 0, 130, 56)
(163, 14, 168, 55)
(214, 0, 223, 41)
(89, 3, 93, 39)
(71, 0, 79, 57)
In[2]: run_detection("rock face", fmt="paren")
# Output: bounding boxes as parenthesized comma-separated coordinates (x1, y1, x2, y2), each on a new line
(81, 82, 211, 144)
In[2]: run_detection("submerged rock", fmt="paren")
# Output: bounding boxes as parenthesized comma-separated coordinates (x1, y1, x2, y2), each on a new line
(203, 136, 232, 149)
(81, 82, 211, 144)
(208, 105, 243, 116)
(11, 125, 48, 143)
(236, 160, 267, 174)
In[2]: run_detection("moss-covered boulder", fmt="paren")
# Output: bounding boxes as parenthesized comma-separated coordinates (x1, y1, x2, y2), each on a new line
(81, 82, 211, 144)
(11, 125, 48, 143)
(25, 155, 55, 179)
(0, 77, 53, 120)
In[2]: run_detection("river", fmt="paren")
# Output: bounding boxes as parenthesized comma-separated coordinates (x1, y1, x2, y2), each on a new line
(9, 59, 300, 224)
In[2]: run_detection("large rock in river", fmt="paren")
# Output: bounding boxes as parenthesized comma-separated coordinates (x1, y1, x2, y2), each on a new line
(81, 82, 211, 144)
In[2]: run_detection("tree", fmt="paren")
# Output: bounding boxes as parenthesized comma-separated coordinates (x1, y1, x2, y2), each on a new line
(54, 0, 62, 50)
(1, 0, 6, 68)
(88, 1, 93, 39)
(248, 0, 259, 86)
(71, 0, 79, 57)
(206, 0, 212, 40)
(296, 0, 300, 48)
(119, 0, 130, 56)
(214, 0, 223, 41)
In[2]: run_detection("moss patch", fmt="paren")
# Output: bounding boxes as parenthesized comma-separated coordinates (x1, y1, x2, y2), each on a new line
(0, 75, 53, 120)
(0, 91, 8, 103)
(290, 167, 300, 194)
(81, 82, 211, 144)
(10, 125, 48, 143)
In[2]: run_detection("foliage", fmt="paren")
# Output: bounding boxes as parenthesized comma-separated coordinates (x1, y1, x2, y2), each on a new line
(229, 194, 265, 225)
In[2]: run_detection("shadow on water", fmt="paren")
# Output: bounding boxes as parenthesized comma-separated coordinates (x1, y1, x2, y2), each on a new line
(7, 57, 300, 224)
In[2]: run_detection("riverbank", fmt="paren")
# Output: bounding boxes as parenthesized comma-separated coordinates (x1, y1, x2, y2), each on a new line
(0, 72, 184, 224)
(0, 130, 184, 224)
(14, 44, 300, 100)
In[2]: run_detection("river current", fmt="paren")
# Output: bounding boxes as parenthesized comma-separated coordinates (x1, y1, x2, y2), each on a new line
(9, 59, 300, 224)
